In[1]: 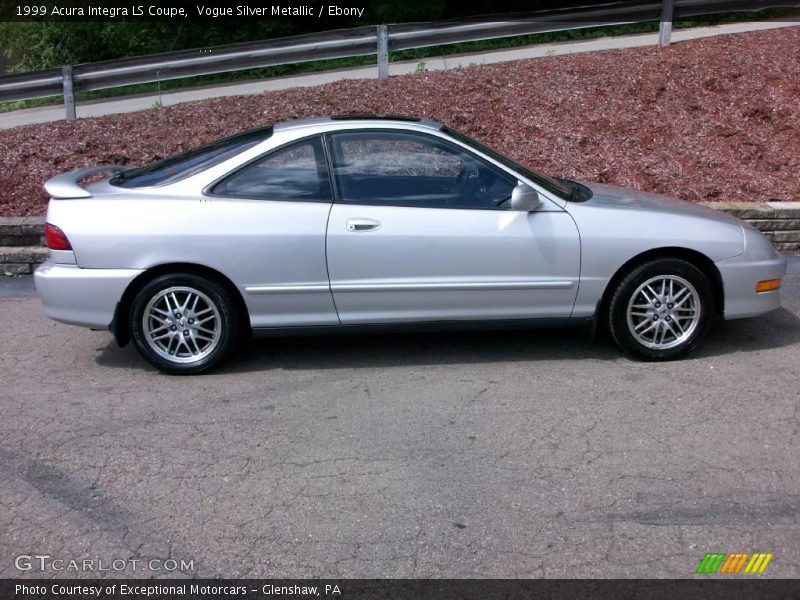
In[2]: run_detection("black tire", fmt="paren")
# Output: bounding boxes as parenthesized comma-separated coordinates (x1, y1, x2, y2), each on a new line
(608, 258, 714, 361)
(130, 273, 239, 374)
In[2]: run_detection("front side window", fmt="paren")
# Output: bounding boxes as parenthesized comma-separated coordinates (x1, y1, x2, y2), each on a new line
(442, 126, 573, 200)
(327, 131, 515, 209)
(211, 137, 332, 202)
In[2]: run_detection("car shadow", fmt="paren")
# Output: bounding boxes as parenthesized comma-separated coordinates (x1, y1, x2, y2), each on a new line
(694, 306, 800, 358)
(94, 307, 800, 374)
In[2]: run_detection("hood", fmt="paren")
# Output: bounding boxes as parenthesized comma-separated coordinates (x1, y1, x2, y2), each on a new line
(578, 181, 743, 226)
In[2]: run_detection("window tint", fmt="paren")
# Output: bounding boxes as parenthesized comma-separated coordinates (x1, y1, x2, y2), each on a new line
(211, 137, 332, 202)
(328, 131, 515, 209)
(111, 126, 273, 188)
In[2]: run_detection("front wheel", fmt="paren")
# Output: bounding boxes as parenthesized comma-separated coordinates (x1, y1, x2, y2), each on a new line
(130, 273, 239, 374)
(608, 258, 714, 360)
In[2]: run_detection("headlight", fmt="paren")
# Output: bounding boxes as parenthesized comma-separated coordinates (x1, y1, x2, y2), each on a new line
(743, 225, 778, 260)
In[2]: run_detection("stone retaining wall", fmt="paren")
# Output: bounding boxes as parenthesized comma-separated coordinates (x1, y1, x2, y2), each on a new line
(704, 202, 800, 253)
(1, 202, 798, 275)
(0, 218, 47, 275)
(0, 246, 48, 274)
(0, 217, 45, 247)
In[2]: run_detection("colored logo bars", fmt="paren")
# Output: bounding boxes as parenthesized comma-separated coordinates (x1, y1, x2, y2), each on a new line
(696, 552, 773, 574)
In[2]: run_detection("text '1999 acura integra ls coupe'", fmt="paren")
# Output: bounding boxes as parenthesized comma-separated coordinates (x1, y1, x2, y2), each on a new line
(35, 115, 786, 374)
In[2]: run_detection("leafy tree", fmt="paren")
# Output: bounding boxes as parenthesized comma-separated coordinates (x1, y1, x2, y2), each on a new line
(0, 0, 603, 72)
(0, 21, 298, 71)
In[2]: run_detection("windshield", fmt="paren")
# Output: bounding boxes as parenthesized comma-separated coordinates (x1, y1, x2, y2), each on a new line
(442, 126, 572, 200)
(111, 126, 274, 188)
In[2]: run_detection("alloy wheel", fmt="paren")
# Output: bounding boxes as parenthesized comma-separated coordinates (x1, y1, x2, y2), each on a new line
(142, 286, 222, 364)
(625, 275, 701, 350)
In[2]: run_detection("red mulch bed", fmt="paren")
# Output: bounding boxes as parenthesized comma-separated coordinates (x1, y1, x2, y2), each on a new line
(2, 26, 799, 216)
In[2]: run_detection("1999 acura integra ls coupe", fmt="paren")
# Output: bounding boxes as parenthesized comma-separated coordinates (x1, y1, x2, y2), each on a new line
(35, 115, 786, 374)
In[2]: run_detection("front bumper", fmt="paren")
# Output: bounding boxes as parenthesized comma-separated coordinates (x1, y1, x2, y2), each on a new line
(34, 258, 143, 329)
(716, 227, 787, 320)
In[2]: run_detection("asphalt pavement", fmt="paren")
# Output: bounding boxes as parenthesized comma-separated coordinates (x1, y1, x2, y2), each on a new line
(1, 257, 798, 578)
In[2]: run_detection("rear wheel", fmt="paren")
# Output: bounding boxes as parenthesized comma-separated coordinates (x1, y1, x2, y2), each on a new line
(130, 273, 239, 374)
(608, 258, 714, 360)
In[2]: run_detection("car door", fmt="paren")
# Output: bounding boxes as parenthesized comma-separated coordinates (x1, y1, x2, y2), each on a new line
(206, 135, 339, 328)
(324, 129, 581, 324)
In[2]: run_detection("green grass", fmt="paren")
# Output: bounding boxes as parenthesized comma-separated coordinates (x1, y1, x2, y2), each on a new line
(1, 8, 796, 114)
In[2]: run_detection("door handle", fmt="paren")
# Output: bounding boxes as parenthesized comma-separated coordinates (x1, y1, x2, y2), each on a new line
(346, 218, 381, 232)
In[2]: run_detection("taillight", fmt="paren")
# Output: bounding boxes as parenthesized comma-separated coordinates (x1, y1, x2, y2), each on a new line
(44, 223, 72, 250)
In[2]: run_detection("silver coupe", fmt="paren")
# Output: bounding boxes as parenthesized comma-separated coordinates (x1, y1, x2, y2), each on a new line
(35, 115, 786, 374)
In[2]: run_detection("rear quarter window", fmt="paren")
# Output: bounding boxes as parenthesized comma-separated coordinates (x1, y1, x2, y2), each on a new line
(110, 126, 273, 188)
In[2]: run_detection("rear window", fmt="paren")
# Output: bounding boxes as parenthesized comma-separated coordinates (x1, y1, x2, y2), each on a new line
(110, 126, 273, 188)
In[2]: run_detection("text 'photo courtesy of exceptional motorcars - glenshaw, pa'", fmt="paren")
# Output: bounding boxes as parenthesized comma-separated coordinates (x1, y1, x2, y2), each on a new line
(0, 1, 799, 599)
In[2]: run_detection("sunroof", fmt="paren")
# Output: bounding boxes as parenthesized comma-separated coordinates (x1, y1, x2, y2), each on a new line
(330, 114, 422, 122)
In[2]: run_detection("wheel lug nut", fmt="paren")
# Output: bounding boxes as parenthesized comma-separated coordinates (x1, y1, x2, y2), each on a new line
(171, 325, 177, 331)
(665, 316, 671, 322)
(183, 330, 189, 336)
(655, 302, 661, 308)
(668, 303, 673, 309)
(653, 316, 659, 321)
(188, 319, 194, 324)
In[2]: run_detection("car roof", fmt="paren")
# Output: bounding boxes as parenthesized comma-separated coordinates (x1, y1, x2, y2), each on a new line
(273, 114, 443, 133)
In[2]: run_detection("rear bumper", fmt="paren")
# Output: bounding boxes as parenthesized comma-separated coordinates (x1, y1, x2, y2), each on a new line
(34, 258, 143, 329)
(716, 253, 786, 320)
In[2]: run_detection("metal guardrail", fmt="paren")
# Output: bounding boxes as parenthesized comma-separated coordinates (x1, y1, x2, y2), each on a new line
(0, 0, 797, 120)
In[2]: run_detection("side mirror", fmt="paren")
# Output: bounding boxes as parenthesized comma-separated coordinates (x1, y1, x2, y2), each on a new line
(510, 182, 541, 212)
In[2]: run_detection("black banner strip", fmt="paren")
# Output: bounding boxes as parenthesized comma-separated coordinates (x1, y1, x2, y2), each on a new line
(2, 579, 800, 600)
